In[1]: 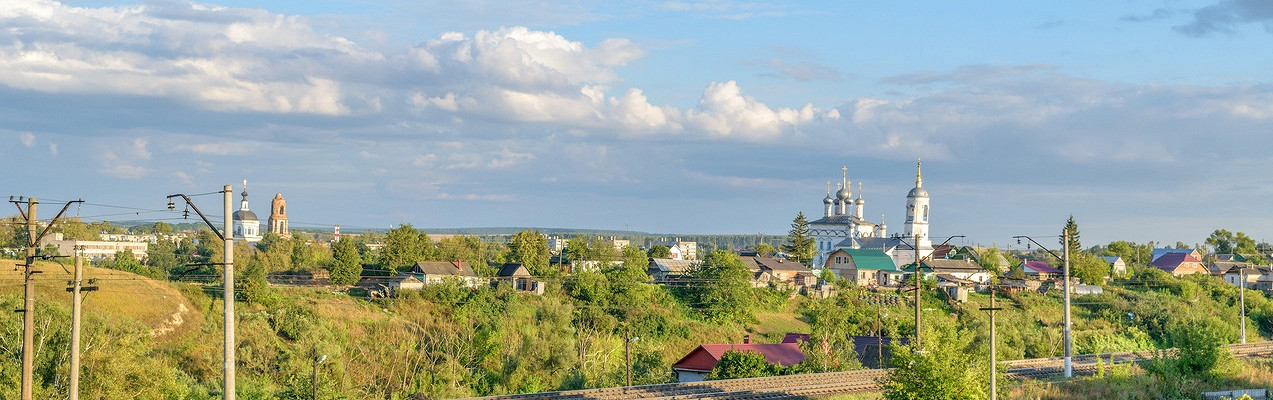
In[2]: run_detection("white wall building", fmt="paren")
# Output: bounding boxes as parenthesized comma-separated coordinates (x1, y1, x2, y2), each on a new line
(810, 162, 934, 268)
(232, 180, 263, 243)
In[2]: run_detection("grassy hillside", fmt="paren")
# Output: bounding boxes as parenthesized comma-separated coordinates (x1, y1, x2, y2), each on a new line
(0, 259, 198, 340)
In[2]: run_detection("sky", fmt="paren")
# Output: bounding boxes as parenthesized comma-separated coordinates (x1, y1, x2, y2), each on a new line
(3, 0, 1273, 248)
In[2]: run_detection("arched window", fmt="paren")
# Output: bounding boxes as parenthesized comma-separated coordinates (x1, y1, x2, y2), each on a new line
(922, 205, 929, 221)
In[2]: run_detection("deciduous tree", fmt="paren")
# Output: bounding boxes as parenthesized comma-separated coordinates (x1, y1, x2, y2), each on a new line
(507, 230, 551, 276)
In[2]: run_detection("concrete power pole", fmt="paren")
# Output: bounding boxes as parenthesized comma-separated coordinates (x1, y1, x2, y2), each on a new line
(69, 247, 83, 399)
(1240, 268, 1247, 344)
(21, 198, 36, 400)
(913, 233, 921, 348)
(1062, 231, 1072, 378)
(980, 285, 1002, 400)
(224, 185, 236, 400)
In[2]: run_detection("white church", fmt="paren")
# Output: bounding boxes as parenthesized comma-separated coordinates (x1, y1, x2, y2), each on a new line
(809, 161, 934, 268)
(232, 180, 290, 243)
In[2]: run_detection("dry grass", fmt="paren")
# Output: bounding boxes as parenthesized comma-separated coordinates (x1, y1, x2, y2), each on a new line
(1005, 359, 1273, 399)
(0, 259, 198, 341)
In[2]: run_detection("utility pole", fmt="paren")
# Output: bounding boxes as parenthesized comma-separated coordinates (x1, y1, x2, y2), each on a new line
(12, 196, 80, 400)
(1062, 231, 1072, 378)
(896, 234, 964, 349)
(223, 185, 236, 400)
(20, 197, 35, 400)
(1240, 268, 1247, 344)
(166, 187, 234, 399)
(980, 284, 1002, 400)
(312, 352, 326, 400)
(913, 233, 921, 348)
(1013, 233, 1073, 378)
(67, 246, 97, 400)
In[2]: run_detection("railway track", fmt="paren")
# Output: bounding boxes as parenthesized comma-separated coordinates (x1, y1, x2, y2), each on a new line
(460, 342, 1273, 400)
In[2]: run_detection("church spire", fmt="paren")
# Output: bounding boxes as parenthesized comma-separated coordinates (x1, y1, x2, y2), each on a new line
(240, 180, 250, 211)
(915, 159, 923, 188)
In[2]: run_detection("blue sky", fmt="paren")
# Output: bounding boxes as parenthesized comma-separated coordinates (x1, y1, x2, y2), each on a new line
(4, 0, 1273, 248)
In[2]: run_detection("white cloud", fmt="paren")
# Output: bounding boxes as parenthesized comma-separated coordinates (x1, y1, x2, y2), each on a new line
(95, 137, 155, 178)
(0, 0, 367, 115)
(174, 142, 259, 155)
(48, 143, 57, 155)
(19, 132, 35, 147)
(684, 80, 838, 140)
(0, 2, 839, 142)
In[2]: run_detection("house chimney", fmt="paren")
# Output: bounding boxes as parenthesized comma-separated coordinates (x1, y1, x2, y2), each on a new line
(743, 334, 751, 344)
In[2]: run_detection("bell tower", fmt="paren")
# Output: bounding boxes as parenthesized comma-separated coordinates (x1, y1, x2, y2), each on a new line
(268, 193, 290, 238)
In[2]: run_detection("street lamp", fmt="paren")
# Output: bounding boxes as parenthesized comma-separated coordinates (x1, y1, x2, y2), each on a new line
(1014, 233, 1072, 378)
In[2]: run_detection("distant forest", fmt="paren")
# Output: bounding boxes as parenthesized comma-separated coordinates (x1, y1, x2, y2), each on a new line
(113, 221, 787, 253)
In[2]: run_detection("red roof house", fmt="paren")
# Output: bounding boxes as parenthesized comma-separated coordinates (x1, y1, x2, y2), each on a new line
(1021, 261, 1061, 280)
(671, 336, 806, 383)
(1151, 253, 1208, 277)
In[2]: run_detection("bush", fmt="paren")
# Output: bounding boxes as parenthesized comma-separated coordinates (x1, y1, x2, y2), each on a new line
(708, 350, 785, 379)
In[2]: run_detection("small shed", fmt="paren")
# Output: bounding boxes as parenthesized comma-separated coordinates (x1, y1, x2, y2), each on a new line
(387, 274, 425, 291)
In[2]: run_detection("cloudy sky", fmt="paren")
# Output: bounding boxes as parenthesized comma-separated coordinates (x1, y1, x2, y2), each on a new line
(4, 0, 1273, 247)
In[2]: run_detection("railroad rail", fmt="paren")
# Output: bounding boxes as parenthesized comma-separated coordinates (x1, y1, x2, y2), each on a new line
(460, 341, 1273, 400)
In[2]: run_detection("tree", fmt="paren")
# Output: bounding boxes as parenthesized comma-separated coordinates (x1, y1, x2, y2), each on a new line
(754, 242, 776, 255)
(507, 230, 551, 276)
(1070, 252, 1109, 285)
(708, 350, 783, 379)
(782, 212, 815, 264)
(608, 246, 653, 308)
(646, 244, 671, 259)
(883, 325, 987, 400)
(330, 238, 364, 285)
(689, 250, 756, 323)
(290, 236, 317, 271)
(152, 221, 173, 235)
(977, 247, 1004, 272)
(381, 224, 431, 273)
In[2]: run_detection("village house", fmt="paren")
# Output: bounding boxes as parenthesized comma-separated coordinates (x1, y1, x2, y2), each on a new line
(671, 334, 806, 383)
(1151, 253, 1208, 277)
(1222, 265, 1262, 289)
(648, 258, 696, 282)
(1209, 260, 1251, 276)
(494, 262, 543, 294)
(1020, 261, 1061, 281)
(919, 259, 992, 285)
(1103, 256, 1127, 277)
(741, 254, 815, 288)
(386, 274, 425, 291)
(1150, 248, 1202, 263)
(408, 261, 485, 287)
(823, 248, 902, 286)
